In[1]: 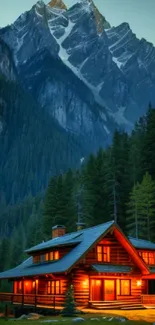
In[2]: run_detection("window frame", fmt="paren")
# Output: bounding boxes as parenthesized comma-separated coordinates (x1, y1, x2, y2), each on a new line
(47, 280, 61, 295)
(97, 245, 110, 263)
(119, 279, 131, 296)
(33, 250, 59, 264)
(139, 251, 155, 265)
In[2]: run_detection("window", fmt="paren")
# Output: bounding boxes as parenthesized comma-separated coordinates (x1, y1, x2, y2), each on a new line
(33, 251, 59, 264)
(14, 281, 22, 294)
(49, 252, 54, 261)
(97, 245, 110, 262)
(47, 250, 59, 261)
(117, 280, 131, 296)
(33, 255, 40, 263)
(47, 281, 61, 295)
(139, 251, 155, 265)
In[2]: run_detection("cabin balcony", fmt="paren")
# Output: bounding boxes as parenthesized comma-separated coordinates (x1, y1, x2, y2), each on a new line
(0, 293, 65, 309)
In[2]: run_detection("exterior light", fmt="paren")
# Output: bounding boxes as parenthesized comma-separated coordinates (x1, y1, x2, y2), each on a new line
(137, 280, 142, 287)
(83, 279, 89, 287)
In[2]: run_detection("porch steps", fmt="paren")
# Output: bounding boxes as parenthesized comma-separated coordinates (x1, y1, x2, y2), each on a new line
(89, 299, 145, 310)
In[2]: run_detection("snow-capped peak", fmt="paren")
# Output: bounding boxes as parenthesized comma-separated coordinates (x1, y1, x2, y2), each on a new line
(78, 0, 111, 34)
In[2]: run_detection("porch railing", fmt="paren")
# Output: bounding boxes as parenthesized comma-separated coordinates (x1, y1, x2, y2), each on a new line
(0, 293, 65, 309)
(141, 295, 155, 305)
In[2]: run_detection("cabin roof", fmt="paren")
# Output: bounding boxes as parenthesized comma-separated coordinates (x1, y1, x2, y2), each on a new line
(92, 264, 132, 273)
(129, 237, 155, 250)
(0, 221, 114, 279)
(0, 221, 154, 280)
(25, 234, 82, 253)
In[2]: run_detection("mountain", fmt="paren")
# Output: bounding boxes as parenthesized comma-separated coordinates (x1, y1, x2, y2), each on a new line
(0, 0, 155, 203)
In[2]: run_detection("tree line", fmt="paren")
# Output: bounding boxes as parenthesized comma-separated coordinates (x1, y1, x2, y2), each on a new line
(0, 106, 155, 273)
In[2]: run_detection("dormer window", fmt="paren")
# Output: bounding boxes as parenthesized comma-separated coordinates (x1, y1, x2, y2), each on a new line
(33, 251, 59, 264)
(49, 251, 59, 261)
(97, 245, 110, 262)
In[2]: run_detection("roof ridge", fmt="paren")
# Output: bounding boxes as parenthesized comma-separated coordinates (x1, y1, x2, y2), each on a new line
(25, 220, 115, 252)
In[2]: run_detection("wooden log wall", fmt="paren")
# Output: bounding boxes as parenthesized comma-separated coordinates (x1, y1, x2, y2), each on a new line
(71, 268, 89, 307)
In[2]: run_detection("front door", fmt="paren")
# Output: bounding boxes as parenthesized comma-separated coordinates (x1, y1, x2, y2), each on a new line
(104, 280, 115, 301)
(91, 279, 102, 301)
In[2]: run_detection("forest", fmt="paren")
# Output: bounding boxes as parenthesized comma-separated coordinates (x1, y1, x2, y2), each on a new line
(0, 106, 155, 274)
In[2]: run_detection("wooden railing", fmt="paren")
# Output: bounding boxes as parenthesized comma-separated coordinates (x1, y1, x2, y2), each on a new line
(141, 295, 155, 305)
(0, 293, 65, 309)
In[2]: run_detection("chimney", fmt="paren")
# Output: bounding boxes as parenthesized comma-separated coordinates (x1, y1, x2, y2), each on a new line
(52, 225, 66, 239)
(76, 222, 86, 231)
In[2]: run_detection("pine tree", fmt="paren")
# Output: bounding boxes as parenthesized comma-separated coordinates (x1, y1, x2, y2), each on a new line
(107, 131, 131, 230)
(126, 183, 141, 238)
(143, 108, 155, 180)
(127, 172, 155, 241)
(139, 172, 155, 241)
(61, 285, 76, 317)
(43, 177, 57, 238)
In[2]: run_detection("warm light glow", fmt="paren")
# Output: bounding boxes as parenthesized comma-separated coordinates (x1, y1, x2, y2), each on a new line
(97, 245, 110, 262)
(55, 251, 59, 260)
(83, 279, 89, 287)
(25, 282, 28, 287)
(96, 280, 101, 286)
(137, 280, 142, 287)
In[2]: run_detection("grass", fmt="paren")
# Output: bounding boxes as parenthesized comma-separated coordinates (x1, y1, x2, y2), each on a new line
(0, 313, 152, 325)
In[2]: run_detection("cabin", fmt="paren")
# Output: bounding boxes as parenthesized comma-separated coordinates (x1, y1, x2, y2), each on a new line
(0, 221, 155, 310)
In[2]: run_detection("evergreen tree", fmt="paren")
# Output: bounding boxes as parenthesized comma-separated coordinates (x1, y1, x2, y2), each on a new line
(126, 183, 141, 238)
(143, 108, 155, 179)
(43, 177, 57, 238)
(127, 172, 155, 241)
(139, 172, 155, 241)
(61, 285, 76, 317)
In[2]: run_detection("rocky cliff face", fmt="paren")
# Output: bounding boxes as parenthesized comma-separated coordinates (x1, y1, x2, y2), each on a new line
(0, 0, 154, 200)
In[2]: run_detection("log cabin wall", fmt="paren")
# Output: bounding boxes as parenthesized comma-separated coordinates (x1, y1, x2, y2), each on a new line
(71, 268, 89, 307)
(85, 233, 135, 266)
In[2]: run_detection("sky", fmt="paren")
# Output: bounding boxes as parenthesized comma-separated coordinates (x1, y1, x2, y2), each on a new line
(0, 0, 155, 45)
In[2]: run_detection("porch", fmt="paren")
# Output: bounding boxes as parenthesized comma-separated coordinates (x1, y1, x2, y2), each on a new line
(0, 292, 65, 310)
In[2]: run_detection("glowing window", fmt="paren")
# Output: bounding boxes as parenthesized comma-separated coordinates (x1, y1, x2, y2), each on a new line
(54, 251, 59, 260)
(49, 252, 54, 260)
(120, 280, 131, 295)
(97, 245, 110, 262)
(47, 281, 60, 295)
(139, 251, 155, 265)
(45, 253, 49, 261)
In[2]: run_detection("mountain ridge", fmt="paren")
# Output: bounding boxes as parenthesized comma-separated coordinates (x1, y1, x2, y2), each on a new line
(0, 0, 155, 203)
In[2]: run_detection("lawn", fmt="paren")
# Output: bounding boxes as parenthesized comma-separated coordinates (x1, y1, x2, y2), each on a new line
(0, 313, 153, 325)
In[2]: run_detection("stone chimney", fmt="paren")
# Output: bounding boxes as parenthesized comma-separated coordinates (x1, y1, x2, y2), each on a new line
(52, 225, 66, 239)
(76, 222, 86, 231)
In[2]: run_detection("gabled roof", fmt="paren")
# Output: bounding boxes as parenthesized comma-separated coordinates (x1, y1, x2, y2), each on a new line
(0, 220, 153, 280)
(129, 237, 155, 250)
(0, 221, 114, 279)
